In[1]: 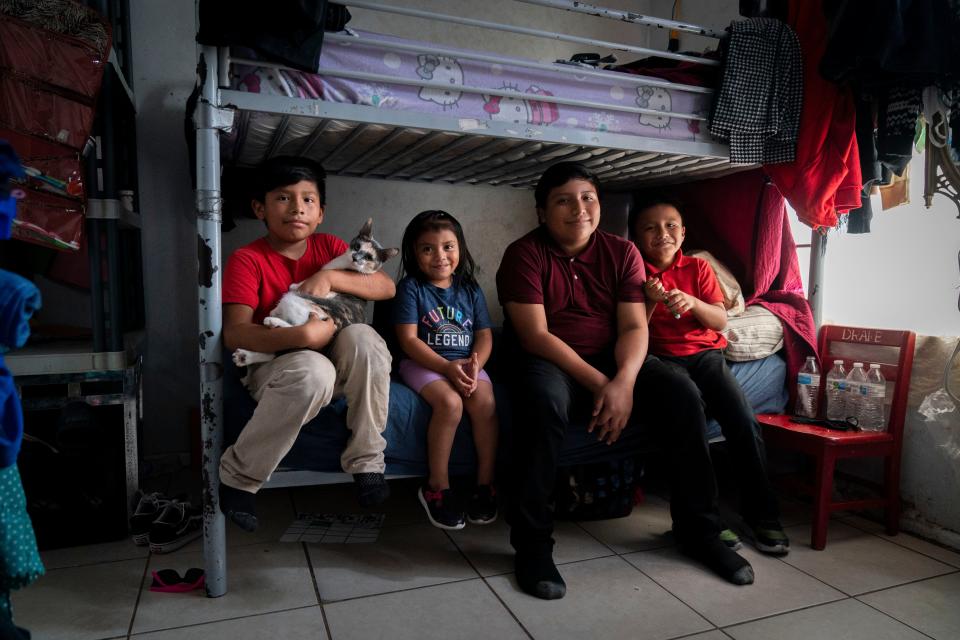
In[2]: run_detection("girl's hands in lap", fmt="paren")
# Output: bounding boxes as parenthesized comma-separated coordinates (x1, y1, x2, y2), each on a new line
(445, 358, 477, 397)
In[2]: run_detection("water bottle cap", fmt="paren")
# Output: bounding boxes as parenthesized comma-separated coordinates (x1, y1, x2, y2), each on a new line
(870, 363, 881, 368)
(834, 360, 843, 364)
(853, 362, 864, 367)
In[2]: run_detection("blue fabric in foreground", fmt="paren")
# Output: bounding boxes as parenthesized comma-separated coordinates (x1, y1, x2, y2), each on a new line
(224, 352, 789, 476)
(0, 270, 41, 352)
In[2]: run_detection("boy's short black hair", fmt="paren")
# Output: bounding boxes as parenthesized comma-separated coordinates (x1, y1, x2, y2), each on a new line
(628, 192, 685, 239)
(253, 155, 327, 205)
(534, 162, 603, 210)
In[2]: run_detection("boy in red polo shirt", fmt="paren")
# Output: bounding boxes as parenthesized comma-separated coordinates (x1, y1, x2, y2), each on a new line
(218, 156, 395, 532)
(631, 196, 789, 556)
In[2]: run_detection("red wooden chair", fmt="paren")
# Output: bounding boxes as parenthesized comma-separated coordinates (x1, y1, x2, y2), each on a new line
(757, 325, 916, 550)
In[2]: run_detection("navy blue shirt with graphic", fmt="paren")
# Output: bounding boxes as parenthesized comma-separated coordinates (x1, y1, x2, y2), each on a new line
(394, 276, 493, 360)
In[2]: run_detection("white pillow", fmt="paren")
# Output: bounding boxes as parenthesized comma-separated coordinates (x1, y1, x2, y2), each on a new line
(722, 304, 784, 362)
(686, 249, 745, 316)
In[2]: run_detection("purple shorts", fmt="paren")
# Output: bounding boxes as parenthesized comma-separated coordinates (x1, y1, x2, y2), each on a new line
(398, 358, 491, 394)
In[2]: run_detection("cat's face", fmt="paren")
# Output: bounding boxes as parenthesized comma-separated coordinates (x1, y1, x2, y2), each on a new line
(347, 218, 399, 274)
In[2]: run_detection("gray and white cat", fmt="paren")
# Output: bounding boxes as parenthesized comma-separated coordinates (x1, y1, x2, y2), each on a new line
(232, 218, 399, 367)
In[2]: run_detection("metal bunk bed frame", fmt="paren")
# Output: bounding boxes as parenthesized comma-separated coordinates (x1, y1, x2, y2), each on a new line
(193, 0, 817, 596)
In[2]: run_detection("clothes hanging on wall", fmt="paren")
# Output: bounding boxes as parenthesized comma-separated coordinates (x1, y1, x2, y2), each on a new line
(763, 1, 862, 229)
(196, 0, 351, 73)
(820, 0, 960, 197)
(709, 18, 802, 165)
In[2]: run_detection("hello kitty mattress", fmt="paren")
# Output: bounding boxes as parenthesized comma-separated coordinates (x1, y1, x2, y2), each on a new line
(229, 30, 715, 145)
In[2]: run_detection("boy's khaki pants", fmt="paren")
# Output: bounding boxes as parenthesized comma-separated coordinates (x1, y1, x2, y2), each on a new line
(219, 324, 391, 493)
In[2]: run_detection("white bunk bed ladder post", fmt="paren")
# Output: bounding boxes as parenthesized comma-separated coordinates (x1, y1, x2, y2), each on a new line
(195, 45, 234, 598)
(808, 228, 826, 330)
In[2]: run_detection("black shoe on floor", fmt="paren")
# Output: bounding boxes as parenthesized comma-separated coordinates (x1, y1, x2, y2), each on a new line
(354, 472, 390, 507)
(219, 483, 258, 532)
(130, 491, 171, 546)
(682, 536, 754, 585)
(515, 548, 566, 600)
(467, 485, 498, 525)
(746, 519, 790, 556)
(418, 486, 465, 530)
(148, 501, 202, 553)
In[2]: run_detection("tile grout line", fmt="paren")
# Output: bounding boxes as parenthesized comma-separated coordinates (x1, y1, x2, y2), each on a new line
(301, 542, 335, 640)
(853, 595, 941, 640)
(124, 551, 152, 639)
(128, 606, 323, 637)
(838, 517, 960, 569)
(288, 488, 337, 640)
(442, 528, 537, 640)
(608, 547, 718, 633)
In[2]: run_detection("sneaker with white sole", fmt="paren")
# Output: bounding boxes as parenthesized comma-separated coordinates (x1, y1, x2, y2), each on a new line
(129, 492, 171, 546)
(418, 486, 465, 530)
(148, 501, 202, 553)
(719, 528, 743, 551)
(747, 520, 790, 556)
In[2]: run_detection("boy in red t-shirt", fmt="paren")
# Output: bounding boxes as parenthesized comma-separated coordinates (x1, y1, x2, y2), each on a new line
(218, 156, 395, 532)
(631, 197, 789, 556)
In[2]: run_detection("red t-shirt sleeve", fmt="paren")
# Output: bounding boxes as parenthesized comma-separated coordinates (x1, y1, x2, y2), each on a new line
(222, 248, 261, 310)
(322, 234, 349, 263)
(697, 259, 724, 305)
(618, 242, 647, 303)
(497, 239, 544, 305)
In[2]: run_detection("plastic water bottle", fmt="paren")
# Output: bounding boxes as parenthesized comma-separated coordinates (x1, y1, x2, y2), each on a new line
(859, 364, 887, 431)
(794, 356, 820, 418)
(825, 360, 847, 421)
(845, 362, 867, 425)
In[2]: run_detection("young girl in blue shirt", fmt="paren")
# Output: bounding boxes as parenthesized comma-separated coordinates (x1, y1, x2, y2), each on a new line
(394, 210, 498, 530)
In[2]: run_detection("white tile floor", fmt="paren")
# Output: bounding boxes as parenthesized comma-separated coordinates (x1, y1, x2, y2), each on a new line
(11, 479, 960, 640)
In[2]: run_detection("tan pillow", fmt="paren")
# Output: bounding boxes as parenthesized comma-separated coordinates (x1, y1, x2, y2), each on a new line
(722, 304, 784, 362)
(686, 249, 745, 316)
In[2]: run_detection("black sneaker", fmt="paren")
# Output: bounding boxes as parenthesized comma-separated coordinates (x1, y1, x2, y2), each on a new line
(747, 520, 790, 556)
(130, 492, 170, 546)
(467, 485, 498, 525)
(148, 501, 202, 553)
(418, 486, 465, 530)
(719, 528, 743, 551)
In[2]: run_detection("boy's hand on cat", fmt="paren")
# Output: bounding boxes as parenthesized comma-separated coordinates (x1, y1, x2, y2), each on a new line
(297, 271, 334, 298)
(299, 313, 334, 350)
(662, 289, 693, 317)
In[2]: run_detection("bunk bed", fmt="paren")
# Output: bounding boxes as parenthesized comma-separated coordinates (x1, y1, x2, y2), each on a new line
(192, 0, 796, 596)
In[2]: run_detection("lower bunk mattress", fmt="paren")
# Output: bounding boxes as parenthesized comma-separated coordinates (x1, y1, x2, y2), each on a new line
(224, 352, 788, 477)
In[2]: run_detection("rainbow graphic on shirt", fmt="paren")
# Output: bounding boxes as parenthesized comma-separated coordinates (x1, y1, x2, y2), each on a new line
(420, 305, 473, 350)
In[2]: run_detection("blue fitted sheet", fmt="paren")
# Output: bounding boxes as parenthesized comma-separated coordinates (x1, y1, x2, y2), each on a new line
(224, 351, 788, 476)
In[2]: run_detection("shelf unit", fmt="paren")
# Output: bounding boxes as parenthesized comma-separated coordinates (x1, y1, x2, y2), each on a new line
(6, 0, 145, 523)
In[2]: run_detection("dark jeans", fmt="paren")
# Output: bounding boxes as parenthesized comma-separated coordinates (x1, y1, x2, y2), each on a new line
(660, 349, 780, 524)
(508, 350, 777, 552)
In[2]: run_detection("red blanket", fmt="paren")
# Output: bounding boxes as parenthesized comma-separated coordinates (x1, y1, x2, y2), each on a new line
(662, 169, 819, 384)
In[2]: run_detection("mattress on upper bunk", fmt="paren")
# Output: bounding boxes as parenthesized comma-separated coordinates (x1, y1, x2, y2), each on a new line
(228, 29, 716, 150)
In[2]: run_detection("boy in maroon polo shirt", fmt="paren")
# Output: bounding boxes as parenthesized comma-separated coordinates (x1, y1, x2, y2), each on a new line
(631, 196, 789, 556)
(218, 156, 394, 532)
(497, 163, 755, 601)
